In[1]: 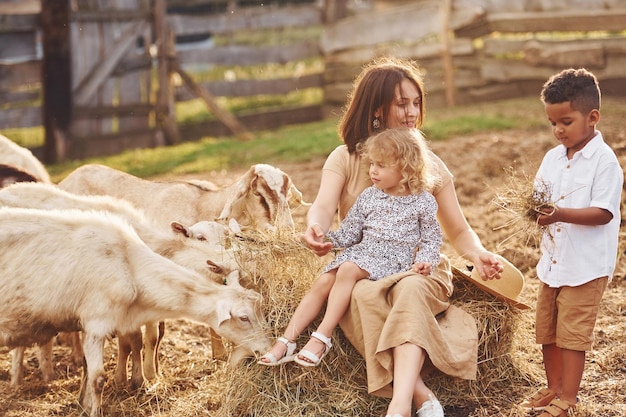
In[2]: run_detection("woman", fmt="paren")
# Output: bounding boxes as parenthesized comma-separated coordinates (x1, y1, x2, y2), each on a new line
(300, 56, 504, 417)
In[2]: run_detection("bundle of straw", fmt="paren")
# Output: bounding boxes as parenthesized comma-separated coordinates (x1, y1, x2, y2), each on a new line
(491, 166, 554, 248)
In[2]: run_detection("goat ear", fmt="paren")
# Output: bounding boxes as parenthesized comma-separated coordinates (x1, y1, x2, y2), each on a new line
(216, 301, 232, 325)
(170, 221, 192, 237)
(206, 260, 225, 275)
(289, 184, 310, 207)
(228, 218, 242, 234)
(217, 171, 252, 220)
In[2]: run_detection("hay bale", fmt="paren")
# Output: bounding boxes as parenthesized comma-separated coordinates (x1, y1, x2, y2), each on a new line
(426, 268, 540, 410)
(208, 232, 539, 416)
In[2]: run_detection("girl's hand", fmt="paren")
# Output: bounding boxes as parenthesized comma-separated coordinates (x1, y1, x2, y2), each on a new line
(300, 223, 333, 257)
(412, 262, 432, 276)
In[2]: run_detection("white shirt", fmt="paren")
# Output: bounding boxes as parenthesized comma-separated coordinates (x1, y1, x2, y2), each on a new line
(536, 131, 623, 287)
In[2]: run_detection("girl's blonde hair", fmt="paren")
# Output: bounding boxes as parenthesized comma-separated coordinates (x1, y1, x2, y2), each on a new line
(358, 128, 437, 194)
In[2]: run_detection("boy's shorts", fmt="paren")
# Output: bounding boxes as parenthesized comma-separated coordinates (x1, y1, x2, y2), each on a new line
(535, 277, 607, 351)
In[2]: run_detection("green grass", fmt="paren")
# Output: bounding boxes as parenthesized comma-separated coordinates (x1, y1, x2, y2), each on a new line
(46, 117, 341, 182)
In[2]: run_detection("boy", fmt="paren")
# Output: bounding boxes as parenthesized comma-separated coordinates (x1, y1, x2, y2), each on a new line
(520, 68, 623, 417)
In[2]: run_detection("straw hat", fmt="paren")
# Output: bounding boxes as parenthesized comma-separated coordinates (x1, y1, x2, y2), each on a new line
(452, 255, 530, 309)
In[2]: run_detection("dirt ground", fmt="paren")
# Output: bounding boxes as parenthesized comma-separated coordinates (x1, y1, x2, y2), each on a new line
(2, 113, 626, 416)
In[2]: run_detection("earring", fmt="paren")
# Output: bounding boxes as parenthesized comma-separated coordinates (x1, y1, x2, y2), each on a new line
(372, 117, 381, 130)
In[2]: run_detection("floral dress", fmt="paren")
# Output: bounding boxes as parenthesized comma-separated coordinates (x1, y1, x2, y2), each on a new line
(323, 186, 442, 280)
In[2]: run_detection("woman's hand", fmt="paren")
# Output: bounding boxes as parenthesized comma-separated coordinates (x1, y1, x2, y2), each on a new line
(300, 223, 333, 257)
(473, 251, 504, 281)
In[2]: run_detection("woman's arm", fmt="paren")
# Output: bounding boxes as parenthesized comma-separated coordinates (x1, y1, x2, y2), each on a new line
(435, 181, 503, 279)
(301, 169, 345, 257)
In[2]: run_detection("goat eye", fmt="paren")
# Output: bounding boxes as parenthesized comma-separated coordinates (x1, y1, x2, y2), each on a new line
(197, 235, 207, 241)
(240, 315, 250, 322)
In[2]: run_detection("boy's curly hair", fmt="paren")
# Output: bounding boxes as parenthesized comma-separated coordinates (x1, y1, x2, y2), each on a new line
(540, 68, 601, 114)
(358, 128, 437, 195)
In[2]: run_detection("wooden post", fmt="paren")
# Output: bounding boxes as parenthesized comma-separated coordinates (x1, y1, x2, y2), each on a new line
(40, 0, 72, 163)
(323, 0, 348, 24)
(154, 0, 181, 145)
(440, 0, 456, 107)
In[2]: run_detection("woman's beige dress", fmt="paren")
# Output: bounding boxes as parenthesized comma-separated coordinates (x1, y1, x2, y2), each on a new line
(325, 145, 478, 397)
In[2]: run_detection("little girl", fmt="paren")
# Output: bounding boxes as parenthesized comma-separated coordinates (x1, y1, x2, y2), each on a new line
(258, 128, 442, 367)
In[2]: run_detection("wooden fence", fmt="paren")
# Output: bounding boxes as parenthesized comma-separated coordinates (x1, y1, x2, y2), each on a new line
(1, 0, 626, 162)
(0, 0, 329, 161)
(322, 0, 626, 114)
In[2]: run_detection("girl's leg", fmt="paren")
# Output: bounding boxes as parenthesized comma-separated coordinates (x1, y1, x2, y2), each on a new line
(259, 271, 336, 363)
(297, 262, 368, 361)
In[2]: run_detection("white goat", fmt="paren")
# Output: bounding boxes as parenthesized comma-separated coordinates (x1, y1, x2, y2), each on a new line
(0, 182, 241, 388)
(58, 163, 308, 232)
(0, 134, 51, 183)
(0, 163, 40, 187)
(0, 207, 271, 417)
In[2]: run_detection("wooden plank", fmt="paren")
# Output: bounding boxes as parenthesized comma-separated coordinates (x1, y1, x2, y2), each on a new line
(178, 104, 324, 142)
(112, 53, 153, 76)
(320, 1, 484, 54)
(73, 20, 149, 107)
(523, 39, 605, 68)
(112, 0, 150, 133)
(323, 38, 474, 81)
(0, 60, 40, 90)
(177, 41, 320, 67)
(168, 4, 322, 36)
(69, 129, 164, 159)
(0, 0, 40, 15)
(0, 90, 39, 103)
(175, 73, 323, 101)
(0, 32, 37, 61)
(481, 55, 626, 82)
(72, 9, 151, 22)
(71, 6, 106, 138)
(0, 106, 41, 129)
(173, 60, 253, 141)
(0, 13, 38, 32)
(100, 1, 118, 135)
(73, 104, 153, 120)
(484, 37, 626, 56)
(486, 10, 626, 33)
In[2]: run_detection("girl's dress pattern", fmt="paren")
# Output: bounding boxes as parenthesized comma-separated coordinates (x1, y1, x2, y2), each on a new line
(324, 186, 442, 280)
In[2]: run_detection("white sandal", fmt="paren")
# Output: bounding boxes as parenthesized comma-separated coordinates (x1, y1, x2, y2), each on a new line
(293, 331, 332, 367)
(257, 337, 296, 366)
